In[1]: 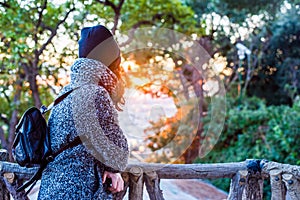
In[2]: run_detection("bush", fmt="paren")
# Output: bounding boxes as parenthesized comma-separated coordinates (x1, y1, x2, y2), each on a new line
(196, 96, 300, 196)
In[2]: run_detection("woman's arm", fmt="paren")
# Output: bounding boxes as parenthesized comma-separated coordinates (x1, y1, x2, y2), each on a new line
(94, 88, 129, 171)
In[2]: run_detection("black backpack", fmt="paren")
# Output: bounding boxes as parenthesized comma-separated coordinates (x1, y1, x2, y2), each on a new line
(12, 107, 52, 167)
(12, 89, 81, 194)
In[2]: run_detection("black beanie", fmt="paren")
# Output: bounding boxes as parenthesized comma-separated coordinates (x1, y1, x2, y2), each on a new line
(78, 25, 120, 67)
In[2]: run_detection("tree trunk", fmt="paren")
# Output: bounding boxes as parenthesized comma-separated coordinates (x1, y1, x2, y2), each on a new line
(28, 73, 42, 108)
(8, 79, 23, 161)
(23, 64, 42, 108)
(177, 68, 190, 100)
(181, 64, 204, 163)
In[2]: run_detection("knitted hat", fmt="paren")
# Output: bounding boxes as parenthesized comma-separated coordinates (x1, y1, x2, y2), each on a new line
(78, 25, 120, 67)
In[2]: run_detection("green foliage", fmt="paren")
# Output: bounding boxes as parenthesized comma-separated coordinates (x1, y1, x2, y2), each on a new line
(184, 0, 299, 106)
(248, 7, 300, 105)
(201, 96, 300, 164)
(0, 0, 79, 105)
(87, 0, 198, 34)
(185, 0, 295, 23)
(197, 96, 300, 195)
(120, 0, 197, 33)
(0, 0, 81, 149)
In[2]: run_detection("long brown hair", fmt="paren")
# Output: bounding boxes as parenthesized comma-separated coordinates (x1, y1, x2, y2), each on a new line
(109, 57, 125, 111)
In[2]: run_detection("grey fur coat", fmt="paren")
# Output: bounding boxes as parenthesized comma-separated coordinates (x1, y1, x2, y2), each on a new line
(38, 58, 129, 199)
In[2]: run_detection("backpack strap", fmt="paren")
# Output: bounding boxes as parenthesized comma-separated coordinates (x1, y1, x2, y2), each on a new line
(46, 136, 82, 162)
(16, 136, 82, 194)
(41, 88, 76, 114)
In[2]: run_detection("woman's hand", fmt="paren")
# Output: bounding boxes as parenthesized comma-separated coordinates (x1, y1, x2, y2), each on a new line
(102, 171, 124, 193)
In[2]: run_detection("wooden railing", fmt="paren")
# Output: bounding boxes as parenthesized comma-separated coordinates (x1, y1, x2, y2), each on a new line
(0, 149, 299, 200)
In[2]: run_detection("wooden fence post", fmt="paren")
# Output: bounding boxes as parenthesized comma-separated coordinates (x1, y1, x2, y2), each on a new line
(227, 170, 247, 200)
(0, 149, 10, 200)
(269, 169, 286, 200)
(244, 173, 263, 200)
(144, 171, 164, 200)
(129, 166, 143, 200)
(282, 173, 300, 200)
(243, 160, 264, 200)
(261, 160, 300, 200)
(0, 149, 30, 200)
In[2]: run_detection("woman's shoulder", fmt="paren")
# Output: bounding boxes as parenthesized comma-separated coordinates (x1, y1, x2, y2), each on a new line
(79, 84, 110, 96)
(71, 84, 112, 104)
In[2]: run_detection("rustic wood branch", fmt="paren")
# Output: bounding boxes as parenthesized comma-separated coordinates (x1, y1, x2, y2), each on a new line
(244, 173, 264, 200)
(282, 173, 300, 200)
(0, 162, 38, 180)
(128, 162, 248, 179)
(0, 178, 10, 200)
(0, 160, 257, 180)
(0, 151, 29, 200)
(242, 159, 264, 200)
(144, 171, 165, 200)
(3, 173, 14, 184)
(0, 151, 33, 200)
(1, 159, 300, 199)
(129, 166, 143, 200)
(1, 176, 29, 200)
(227, 170, 247, 200)
(261, 160, 300, 179)
(269, 169, 286, 200)
(0, 150, 9, 200)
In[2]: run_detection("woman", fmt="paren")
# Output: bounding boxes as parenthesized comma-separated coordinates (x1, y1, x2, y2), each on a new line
(38, 25, 129, 199)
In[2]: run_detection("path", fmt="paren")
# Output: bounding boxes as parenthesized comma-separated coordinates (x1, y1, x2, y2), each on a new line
(26, 179, 227, 200)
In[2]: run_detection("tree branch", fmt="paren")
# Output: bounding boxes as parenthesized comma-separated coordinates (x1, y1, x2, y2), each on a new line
(112, 0, 125, 34)
(96, 0, 125, 34)
(119, 20, 155, 47)
(34, 0, 48, 67)
(0, 126, 8, 150)
(0, 2, 10, 8)
(1, 89, 11, 105)
(96, 0, 117, 12)
(37, 6, 75, 56)
(36, 0, 48, 30)
(40, 22, 53, 32)
(118, 0, 125, 9)
(0, 114, 10, 125)
(7, 79, 23, 160)
(119, 13, 167, 47)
